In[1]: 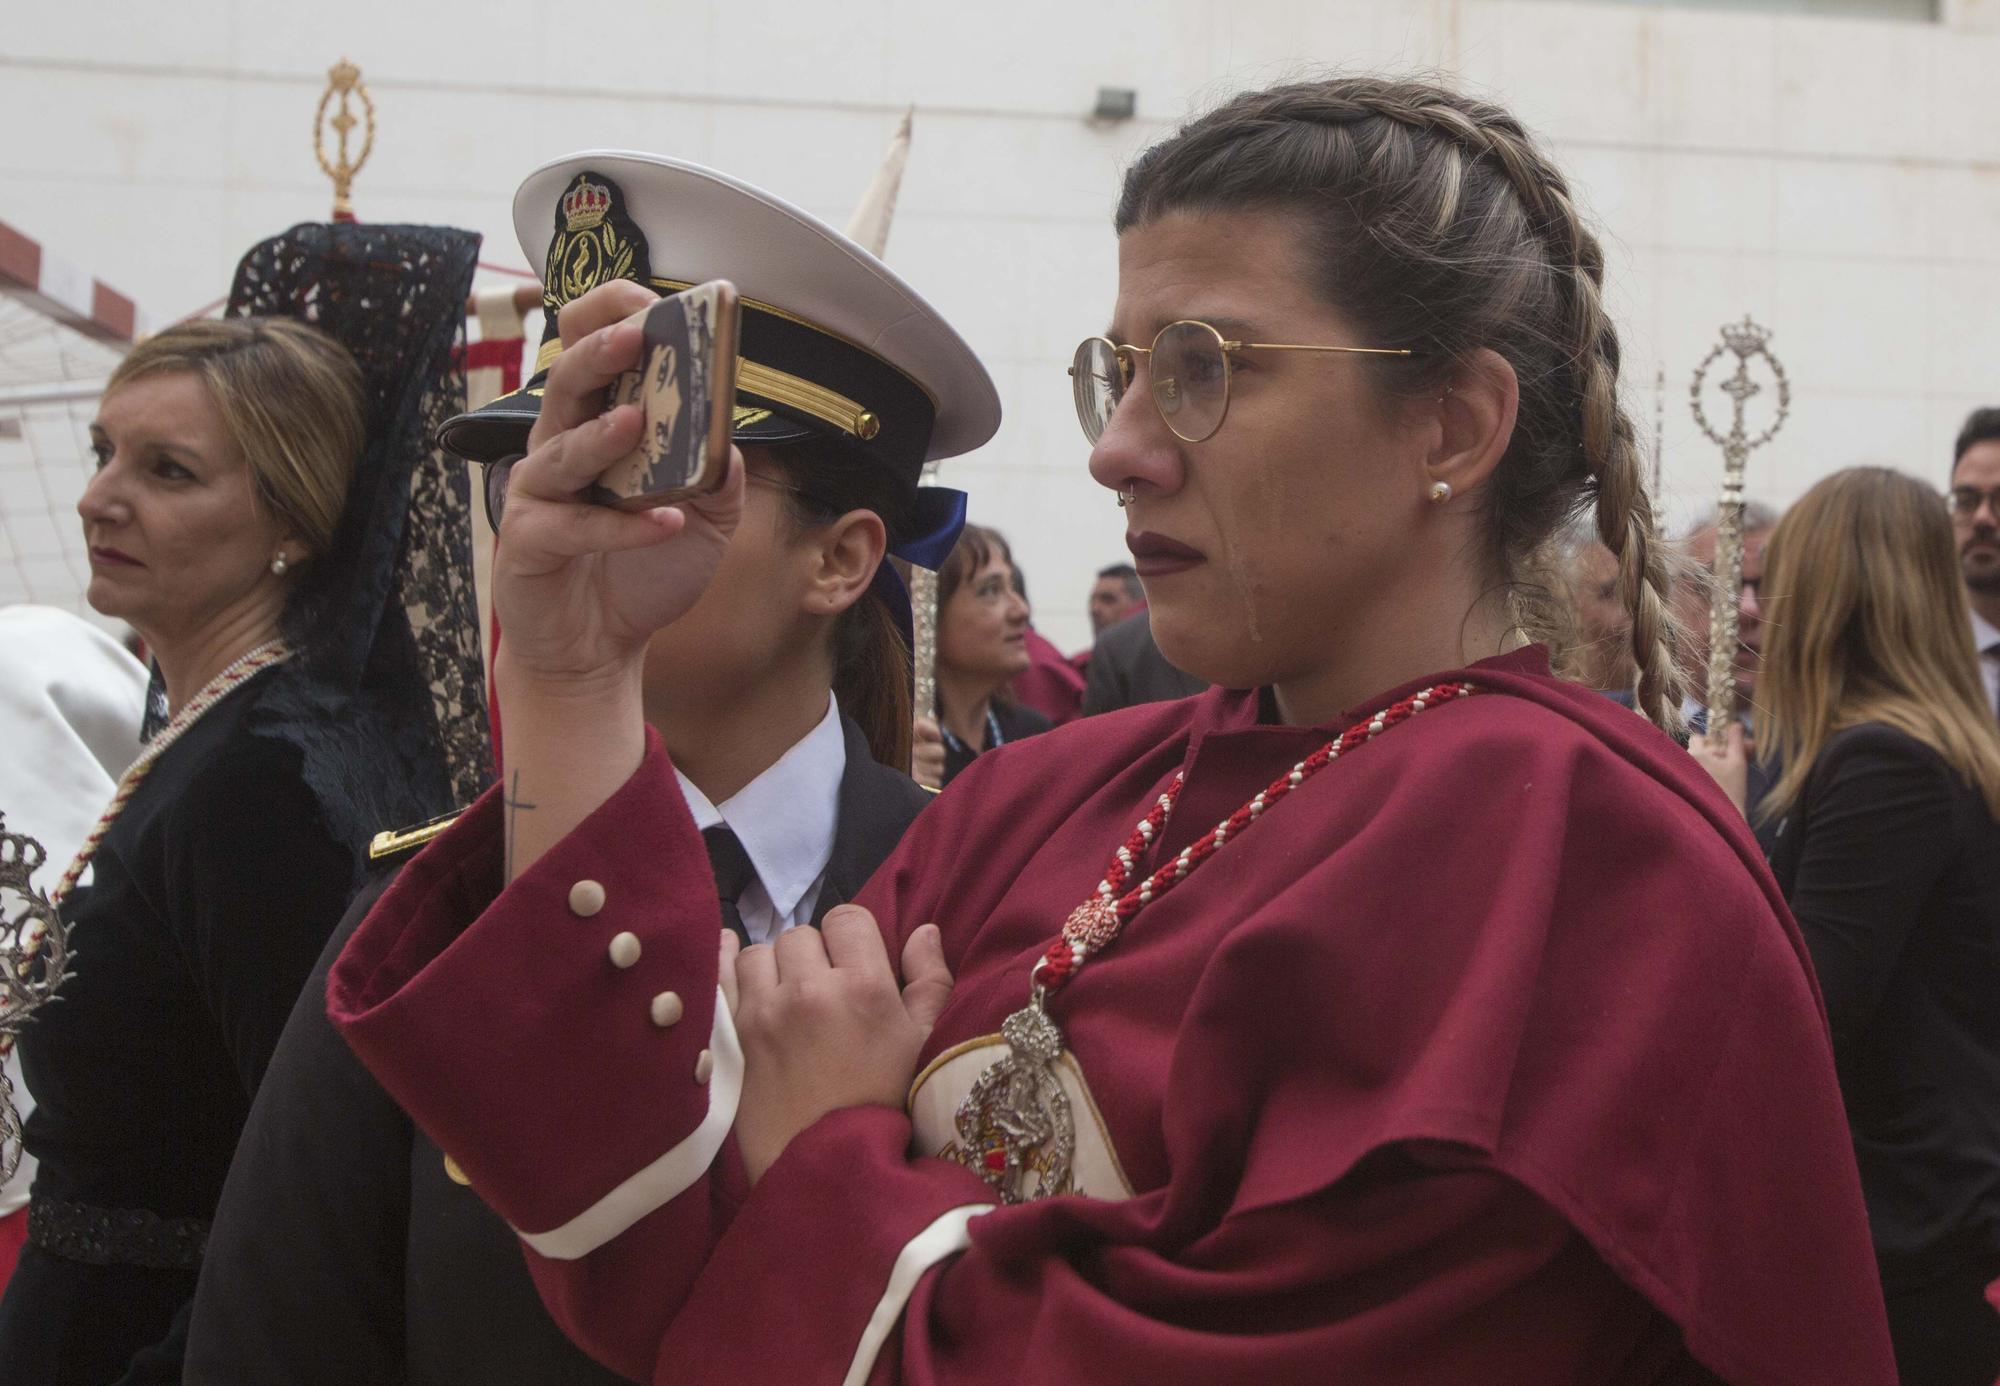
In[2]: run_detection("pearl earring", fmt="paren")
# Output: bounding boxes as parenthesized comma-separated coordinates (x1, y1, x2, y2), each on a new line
(270, 553, 289, 576)
(1427, 481, 1452, 505)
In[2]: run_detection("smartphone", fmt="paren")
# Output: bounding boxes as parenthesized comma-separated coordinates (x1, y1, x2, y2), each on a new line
(596, 279, 740, 509)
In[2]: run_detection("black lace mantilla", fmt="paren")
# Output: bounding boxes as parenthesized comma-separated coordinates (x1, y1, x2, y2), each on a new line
(219, 222, 494, 846)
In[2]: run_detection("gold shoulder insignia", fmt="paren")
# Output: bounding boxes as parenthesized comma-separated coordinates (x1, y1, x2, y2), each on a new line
(368, 809, 465, 863)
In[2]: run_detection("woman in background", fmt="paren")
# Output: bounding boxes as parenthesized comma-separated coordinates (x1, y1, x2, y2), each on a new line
(1694, 466, 2000, 1385)
(932, 524, 1049, 786)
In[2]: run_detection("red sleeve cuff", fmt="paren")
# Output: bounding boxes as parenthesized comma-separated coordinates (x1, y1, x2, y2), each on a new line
(656, 1106, 995, 1383)
(329, 727, 731, 1235)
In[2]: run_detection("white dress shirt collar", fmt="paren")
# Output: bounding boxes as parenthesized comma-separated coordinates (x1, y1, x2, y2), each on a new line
(1969, 609, 2000, 717)
(1970, 607, 2000, 656)
(673, 693, 846, 927)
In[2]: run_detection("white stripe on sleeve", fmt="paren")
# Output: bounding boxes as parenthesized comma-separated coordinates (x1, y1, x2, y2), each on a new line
(843, 1203, 994, 1386)
(516, 987, 742, 1260)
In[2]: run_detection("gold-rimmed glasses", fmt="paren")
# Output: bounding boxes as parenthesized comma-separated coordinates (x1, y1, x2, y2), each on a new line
(1068, 319, 1414, 445)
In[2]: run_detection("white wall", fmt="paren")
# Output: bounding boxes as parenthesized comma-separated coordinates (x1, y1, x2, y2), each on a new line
(5, 0, 1997, 652)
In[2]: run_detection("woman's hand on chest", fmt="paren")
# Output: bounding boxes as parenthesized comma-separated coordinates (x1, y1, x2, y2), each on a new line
(721, 912, 954, 1184)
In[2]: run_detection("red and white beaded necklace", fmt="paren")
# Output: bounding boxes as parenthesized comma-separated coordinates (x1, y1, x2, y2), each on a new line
(952, 680, 1478, 1203)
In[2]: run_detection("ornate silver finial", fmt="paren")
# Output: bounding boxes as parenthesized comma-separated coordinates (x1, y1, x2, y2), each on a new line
(0, 813, 70, 1182)
(1689, 315, 1790, 731)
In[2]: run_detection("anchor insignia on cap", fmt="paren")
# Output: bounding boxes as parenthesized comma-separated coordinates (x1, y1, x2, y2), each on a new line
(543, 172, 650, 317)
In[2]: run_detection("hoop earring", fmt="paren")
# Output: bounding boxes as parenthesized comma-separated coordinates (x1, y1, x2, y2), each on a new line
(1427, 482, 1452, 505)
(270, 552, 289, 576)
(1116, 488, 1136, 509)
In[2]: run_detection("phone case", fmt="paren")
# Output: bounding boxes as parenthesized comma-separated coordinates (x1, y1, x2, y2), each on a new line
(597, 280, 740, 508)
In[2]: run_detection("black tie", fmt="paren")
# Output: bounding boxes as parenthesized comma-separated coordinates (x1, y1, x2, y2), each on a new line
(703, 825, 755, 946)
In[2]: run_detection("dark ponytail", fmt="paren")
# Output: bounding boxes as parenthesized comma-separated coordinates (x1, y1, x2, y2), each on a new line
(762, 441, 917, 771)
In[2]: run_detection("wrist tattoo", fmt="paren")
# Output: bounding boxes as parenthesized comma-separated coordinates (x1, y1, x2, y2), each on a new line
(503, 770, 537, 880)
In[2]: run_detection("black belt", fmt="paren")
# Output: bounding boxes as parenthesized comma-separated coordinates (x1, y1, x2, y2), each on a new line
(26, 1197, 207, 1270)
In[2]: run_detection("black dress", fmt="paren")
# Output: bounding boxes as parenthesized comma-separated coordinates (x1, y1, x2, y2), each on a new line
(0, 669, 362, 1385)
(183, 716, 931, 1385)
(938, 700, 1051, 788)
(1762, 721, 2000, 1386)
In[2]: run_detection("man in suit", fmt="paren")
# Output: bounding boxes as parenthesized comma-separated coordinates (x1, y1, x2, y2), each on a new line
(1080, 606, 1207, 716)
(1948, 408, 2000, 720)
(1087, 563, 1146, 637)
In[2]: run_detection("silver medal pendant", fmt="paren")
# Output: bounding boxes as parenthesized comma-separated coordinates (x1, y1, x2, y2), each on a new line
(952, 995, 1076, 1204)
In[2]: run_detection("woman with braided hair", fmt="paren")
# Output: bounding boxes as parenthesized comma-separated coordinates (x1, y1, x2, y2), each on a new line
(332, 80, 1893, 1382)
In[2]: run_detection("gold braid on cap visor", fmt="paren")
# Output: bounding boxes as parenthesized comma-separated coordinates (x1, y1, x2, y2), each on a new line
(531, 284, 886, 442)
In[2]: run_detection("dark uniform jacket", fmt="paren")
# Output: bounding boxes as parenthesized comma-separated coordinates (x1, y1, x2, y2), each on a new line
(1079, 609, 1206, 717)
(182, 717, 930, 1384)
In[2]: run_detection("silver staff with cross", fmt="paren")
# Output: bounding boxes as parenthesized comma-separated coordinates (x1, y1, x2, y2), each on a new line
(1689, 316, 1790, 732)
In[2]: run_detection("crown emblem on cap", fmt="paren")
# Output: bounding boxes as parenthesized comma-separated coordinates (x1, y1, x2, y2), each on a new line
(561, 177, 613, 231)
(542, 171, 650, 319)
(1720, 316, 1772, 358)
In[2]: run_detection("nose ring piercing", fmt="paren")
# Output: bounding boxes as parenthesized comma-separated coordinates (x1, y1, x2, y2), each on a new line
(1116, 488, 1136, 508)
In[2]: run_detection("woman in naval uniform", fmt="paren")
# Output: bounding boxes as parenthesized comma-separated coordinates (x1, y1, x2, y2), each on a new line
(183, 153, 994, 1385)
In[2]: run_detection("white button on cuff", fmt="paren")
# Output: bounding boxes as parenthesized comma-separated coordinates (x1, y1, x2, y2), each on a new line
(569, 880, 606, 917)
(693, 1049, 714, 1085)
(649, 991, 684, 1028)
(608, 932, 642, 968)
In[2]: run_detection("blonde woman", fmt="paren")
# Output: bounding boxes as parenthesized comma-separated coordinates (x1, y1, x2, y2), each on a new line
(0, 211, 478, 1383)
(1693, 466, 2000, 1385)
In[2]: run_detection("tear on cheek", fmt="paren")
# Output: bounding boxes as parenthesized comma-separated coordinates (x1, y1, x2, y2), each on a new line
(1212, 452, 1304, 648)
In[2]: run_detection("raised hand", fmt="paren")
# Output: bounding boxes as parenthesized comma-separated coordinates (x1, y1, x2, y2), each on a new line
(489, 281, 748, 883)
(1688, 719, 1750, 819)
(492, 280, 745, 691)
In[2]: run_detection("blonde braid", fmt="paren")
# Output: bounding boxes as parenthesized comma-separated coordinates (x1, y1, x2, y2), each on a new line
(1439, 112, 1687, 731)
(1306, 84, 1688, 730)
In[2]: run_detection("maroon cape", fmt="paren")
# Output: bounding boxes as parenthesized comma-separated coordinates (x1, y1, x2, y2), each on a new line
(331, 649, 1894, 1383)
(1010, 626, 1084, 725)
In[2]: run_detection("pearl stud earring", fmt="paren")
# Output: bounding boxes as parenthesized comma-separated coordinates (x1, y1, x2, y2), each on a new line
(1427, 482, 1452, 505)
(270, 552, 289, 576)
